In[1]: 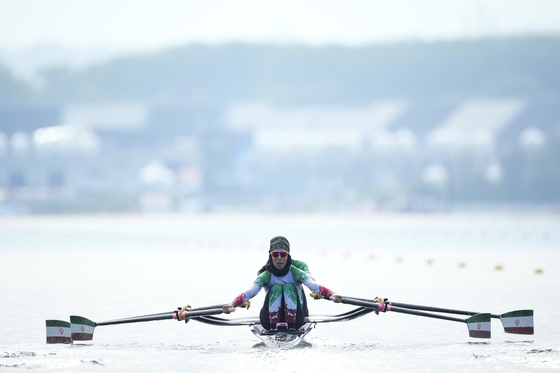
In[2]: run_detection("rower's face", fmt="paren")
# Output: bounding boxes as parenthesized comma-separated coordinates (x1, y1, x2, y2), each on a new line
(271, 250, 288, 270)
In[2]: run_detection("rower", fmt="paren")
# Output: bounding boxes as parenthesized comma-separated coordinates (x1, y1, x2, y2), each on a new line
(222, 236, 342, 330)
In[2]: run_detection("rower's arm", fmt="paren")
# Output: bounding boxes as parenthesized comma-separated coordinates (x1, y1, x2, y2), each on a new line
(232, 283, 261, 307)
(302, 277, 334, 299)
(224, 271, 271, 314)
(223, 284, 261, 314)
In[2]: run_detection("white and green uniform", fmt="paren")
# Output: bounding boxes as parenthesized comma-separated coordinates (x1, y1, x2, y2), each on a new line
(232, 260, 332, 326)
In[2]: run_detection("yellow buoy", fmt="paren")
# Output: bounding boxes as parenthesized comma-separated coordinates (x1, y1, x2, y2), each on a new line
(458, 262, 466, 268)
(426, 259, 433, 265)
(495, 265, 503, 271)
(535, 268, 543, 274)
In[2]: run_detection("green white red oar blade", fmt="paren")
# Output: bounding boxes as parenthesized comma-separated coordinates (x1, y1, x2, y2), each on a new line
(70, 316, 96, 341)
(466, 313, 491, 339)
(45, 320, 72, 344)
(499, 310, 534, 335)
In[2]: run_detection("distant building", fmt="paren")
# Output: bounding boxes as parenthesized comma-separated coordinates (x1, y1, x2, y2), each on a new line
(0, 98, 558, 213)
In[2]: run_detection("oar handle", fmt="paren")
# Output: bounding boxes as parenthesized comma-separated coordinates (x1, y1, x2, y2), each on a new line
(189, 305, 229, 312)
(174, 308, 224, 320)
(340, 297, 387, 311)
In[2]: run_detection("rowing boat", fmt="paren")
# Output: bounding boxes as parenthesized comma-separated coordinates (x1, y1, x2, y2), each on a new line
(251, 323, 313, 348)
(191, 306, 374, 348)
(45, 297, 534, 348)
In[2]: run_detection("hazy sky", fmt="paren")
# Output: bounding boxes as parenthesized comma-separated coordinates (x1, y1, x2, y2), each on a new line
(1, 0, 560, 51)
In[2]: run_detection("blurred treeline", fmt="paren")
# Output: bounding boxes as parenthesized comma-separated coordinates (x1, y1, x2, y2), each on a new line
(1, 36, 559, 211)
(2, 36, 560, 105)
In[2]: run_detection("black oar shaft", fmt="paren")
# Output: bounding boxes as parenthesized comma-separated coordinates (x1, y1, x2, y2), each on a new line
(389, 302, 489, 317)
(391, 302, 477, 316)
(97, 313, 174, 326)
(346, 297, 500, 319)
(120, 305, 227, 320)
(341, 297, 384, 310)
(177, 308, 224, 319)
(340, 297, 466, 323)
(95, 304, 229, 326)
(389, 306, 467, 323)
(96, 308, 224, 327)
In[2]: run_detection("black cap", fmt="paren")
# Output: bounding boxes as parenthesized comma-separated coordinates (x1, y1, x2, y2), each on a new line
(269, 236, 290, 253)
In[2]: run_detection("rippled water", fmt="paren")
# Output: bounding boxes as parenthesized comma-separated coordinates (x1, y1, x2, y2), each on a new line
(1, 212, 559, 372)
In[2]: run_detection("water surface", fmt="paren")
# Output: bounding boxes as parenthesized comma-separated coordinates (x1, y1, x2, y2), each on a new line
(1, 212, 559, 371)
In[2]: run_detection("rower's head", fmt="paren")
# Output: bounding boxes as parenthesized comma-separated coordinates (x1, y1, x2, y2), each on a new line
(270, 236, 290, 270)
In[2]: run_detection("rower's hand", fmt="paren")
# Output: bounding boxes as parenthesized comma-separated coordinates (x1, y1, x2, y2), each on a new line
(329, 294, 342, 303)
(222, 302, 236, 314)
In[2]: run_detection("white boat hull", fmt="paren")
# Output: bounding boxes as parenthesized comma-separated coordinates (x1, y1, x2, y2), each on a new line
(251, 323, 314, 348)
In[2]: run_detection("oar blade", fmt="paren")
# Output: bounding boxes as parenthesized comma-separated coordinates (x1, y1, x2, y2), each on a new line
(499, 310, 534, 335)
(46, 320, 72, 344)
(466, 313, 491, 339)
(70, 315, 96, 341)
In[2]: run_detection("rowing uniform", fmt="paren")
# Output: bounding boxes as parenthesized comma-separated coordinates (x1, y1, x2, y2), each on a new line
(231, 260, 333, 329)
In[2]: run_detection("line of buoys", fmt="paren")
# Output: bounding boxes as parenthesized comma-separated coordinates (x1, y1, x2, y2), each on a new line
(359, 254, 544, 275)
(366, 227, 556, 243)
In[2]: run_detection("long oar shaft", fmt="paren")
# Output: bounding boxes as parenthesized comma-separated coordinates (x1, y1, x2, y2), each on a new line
(96, 305, 228, 325)
(96, 308, 224, 326)
(340, 297, 466, 323)
(345, 297, 500, 319)
(97, 313, 174, 326)
(390, 301, 500, 318)
(389, 306, 467, 323)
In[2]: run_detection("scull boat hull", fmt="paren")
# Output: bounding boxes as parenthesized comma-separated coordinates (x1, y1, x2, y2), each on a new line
(251, 323, 314, 349)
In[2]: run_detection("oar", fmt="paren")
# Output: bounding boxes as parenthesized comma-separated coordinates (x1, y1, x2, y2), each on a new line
(97, 308, 224, 326)
(101, 304, 228, 323)
(338, 297, 492, 339)
(345, 296, 490, 316)
(66, 307, 224, 342)
(345, 296, 534, 335)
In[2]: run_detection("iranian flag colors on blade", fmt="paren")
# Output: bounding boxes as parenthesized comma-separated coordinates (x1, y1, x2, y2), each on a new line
(70, 315, 96, 341)
(46, 320, 72, 344)
(500, 310, 534, 335)
(466, 313, 491, 339)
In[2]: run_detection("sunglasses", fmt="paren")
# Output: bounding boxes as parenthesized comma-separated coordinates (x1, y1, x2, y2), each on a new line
(270, 251, 289, 259)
